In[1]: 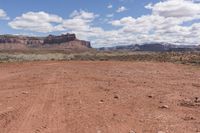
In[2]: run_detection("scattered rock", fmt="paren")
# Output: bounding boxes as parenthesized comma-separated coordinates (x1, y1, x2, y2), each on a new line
(159, 105, 169, 109)
(180, 97, 200, 107)
(183, 116, 195, 121)
(42, 125, 47, 129)
(129, 129, 136, 133)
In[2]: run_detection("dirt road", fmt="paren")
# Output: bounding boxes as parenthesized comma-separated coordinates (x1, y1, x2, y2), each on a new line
(0, 61, 199, 133)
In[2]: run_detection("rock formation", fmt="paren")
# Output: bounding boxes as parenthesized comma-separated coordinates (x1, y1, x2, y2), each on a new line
(0, 35, 43, 45)
(44, 34, 76, 44)
(0, 33, 91, 51)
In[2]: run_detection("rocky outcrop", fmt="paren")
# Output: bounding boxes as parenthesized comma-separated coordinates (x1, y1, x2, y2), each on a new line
(0, 34, 91, 50)
(0, 35, 43, 45)
(44, 34, 76, 44)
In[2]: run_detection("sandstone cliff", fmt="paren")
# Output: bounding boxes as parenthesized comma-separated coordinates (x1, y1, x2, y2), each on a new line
(0, 34, 91, 51)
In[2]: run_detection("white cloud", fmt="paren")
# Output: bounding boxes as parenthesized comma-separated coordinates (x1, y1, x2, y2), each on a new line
(110, 16, 135, 26)
(145, 3, 153, 9)
(70, 10, 98, 21)
(0, 9, 9, 20)
(57, 10, 99, 31)
(106, 14, 114, 18)
(7, 1, 200, 47)
(8, 11, 63, 33)
(146, 0, 200, 18)
(116, 6, 127, 13)
(107, 4, 113, 9)
(101, 0, 200, 47)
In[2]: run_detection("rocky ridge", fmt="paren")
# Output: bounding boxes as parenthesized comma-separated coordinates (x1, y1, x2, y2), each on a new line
(0, 33, 91, 50)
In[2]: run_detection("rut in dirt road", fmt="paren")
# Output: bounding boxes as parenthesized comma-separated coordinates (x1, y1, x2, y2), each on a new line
(0, 64, 67, 133)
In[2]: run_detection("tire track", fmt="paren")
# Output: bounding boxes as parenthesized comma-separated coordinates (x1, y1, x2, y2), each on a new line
(1, 64, 59, 133)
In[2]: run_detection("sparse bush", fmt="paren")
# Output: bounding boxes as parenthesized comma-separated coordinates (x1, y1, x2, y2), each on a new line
(0, 51, 200, 65)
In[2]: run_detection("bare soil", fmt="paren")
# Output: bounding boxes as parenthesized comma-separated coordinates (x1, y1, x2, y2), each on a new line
(0, 61, 199, 133)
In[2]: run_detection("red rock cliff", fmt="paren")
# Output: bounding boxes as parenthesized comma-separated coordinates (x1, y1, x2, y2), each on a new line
(0, 34, 91, 50)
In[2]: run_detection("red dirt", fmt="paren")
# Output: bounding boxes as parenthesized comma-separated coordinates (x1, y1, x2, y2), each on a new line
(0, 61, 199, 133)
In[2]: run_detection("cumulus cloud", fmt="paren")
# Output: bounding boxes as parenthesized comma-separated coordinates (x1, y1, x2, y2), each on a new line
(146, 0, 200, 19)
(7, 0, 200, 47)
(106, 0, 200, 47)
(0, 9, 9, 20)
(70, 10, 98, 21)
(57, 10, 99, 32)
(107, 4, 113, 9)
(8, 10, 103, 43)
(8, 11, 63, 33)
(116, 6, 127, 13)
(52, 10, 105, 41)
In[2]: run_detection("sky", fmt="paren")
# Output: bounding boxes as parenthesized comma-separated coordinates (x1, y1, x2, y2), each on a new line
(1, 0, 200, 47)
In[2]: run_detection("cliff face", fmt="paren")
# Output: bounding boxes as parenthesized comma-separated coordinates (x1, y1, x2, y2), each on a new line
(0, 34, 91, 50)
(0, 35, 43, 45)
(43, 34, 76, 44)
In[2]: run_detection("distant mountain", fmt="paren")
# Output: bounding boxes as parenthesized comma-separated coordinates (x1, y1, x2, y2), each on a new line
(1, 34, 200, 52)
(98, 43, 200, 52)
(0, 34, 91, 52)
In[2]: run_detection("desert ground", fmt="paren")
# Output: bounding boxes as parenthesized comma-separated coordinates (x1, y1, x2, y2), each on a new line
(0, 61, 199, 133)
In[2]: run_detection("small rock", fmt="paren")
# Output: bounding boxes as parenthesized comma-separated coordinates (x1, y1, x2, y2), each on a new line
(113, 113, 117, 117)
(114, 95, 119, 99)
(129, 129, 136, 133)
(158, 131, 165, 133)
(97, 130, 101, 133)
(22, 91, 29, 94)
(196, 129, 200, 133)
(159, 105, 169, 109)
(183, 116, 195, 121)
(7, 107, 13, 110)
(194, 97, 200, 103)
(148, 94, 153, 98)
(99, 100, 104, 103)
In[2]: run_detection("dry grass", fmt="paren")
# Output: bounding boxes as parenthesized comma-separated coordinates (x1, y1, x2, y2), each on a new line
(0, 51, 200, 65)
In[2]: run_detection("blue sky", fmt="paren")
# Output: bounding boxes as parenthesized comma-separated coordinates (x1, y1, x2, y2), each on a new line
(0, 0, 200, 47)
(0, 0, 154, 32)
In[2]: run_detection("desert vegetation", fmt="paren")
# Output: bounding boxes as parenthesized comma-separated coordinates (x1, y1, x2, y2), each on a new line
(0, 51, 200, 65)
